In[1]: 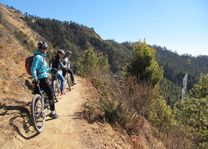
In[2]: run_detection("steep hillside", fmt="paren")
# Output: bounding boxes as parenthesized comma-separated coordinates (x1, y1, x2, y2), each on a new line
(0, 5, 41, 47)
(0, 5, 35, 146)
(0, 5, 31, 100)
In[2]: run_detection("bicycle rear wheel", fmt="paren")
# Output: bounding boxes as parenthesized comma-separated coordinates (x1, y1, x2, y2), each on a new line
(53, 79, 61, 102)
(66, 73, 72, 91)
(31, 94, 46, 133)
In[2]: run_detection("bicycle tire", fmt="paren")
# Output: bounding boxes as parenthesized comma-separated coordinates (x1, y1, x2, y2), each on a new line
(53, 79, 61, 102)
(66, 73, 72, 91)
(31, 94, 46, 133)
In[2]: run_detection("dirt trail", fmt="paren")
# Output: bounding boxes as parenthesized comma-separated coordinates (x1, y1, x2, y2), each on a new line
(0, 76, 132, 149)
(20, 76, 86, 149)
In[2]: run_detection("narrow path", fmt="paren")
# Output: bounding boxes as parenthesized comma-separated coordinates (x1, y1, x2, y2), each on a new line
(20, 76, 87, 149)
(0, 76, 132, 149)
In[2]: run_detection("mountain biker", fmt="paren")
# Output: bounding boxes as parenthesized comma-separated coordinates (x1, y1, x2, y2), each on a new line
(51, 49, 66, 96)
(30, 41, 59, 119)
(62, 51, 75, 85)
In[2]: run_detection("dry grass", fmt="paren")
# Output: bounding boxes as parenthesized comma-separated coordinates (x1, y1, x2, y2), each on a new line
(0, 16, 32, 100)
(82, 69, 165, 149)
(112, 77, 152, 116)
(0, 5, 40, 45)
(82, 68, 197, 149)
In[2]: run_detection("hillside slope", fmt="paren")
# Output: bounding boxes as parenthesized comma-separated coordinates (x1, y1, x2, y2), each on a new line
(0, 5, 31, 100)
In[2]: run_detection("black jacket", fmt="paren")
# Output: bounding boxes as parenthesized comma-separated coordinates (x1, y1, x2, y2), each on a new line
(51, 55, 62, 70)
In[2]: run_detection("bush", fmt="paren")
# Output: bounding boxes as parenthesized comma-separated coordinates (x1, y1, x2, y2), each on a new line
(147, 96, 175, 132)
(76, 48, 109, 76)
(175, 98, 208, 148)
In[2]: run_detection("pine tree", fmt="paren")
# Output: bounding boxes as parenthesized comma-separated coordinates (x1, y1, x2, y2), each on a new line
(127, 41, 163, 87)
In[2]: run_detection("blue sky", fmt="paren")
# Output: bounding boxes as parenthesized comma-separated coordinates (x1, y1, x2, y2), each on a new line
(1, 0, 208, 56)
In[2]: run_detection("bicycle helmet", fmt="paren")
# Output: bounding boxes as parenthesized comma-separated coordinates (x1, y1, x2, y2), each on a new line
(65, 50, 72, 57)
(68, 50, 72, 55)
(57, 49, 65, 55)
(37, 41, 48, 50)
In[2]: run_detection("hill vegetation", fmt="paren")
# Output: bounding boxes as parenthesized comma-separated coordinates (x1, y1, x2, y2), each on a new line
(1, 4, 208, 148)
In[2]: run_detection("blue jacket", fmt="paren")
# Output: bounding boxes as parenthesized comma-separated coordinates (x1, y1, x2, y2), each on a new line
(31, 50, 51, 80)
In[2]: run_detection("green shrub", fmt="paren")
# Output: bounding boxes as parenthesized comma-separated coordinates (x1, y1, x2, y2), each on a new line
(175, 97, 208, 148)
(76, 48, 110, 76)
(147, 96, 175, 132)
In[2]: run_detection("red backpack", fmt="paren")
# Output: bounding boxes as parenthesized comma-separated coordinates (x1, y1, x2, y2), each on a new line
(25, 56, 34, 75)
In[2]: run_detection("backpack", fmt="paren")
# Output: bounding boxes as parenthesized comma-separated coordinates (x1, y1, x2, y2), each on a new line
(25, 56, 34, 75)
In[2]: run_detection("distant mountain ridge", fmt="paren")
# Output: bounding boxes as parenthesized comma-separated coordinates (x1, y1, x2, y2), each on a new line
(155, 45, 208, 87)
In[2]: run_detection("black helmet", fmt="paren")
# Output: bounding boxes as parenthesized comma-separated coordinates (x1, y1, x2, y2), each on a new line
(37, 41, 48, 50)
(57, 49, 65, 55)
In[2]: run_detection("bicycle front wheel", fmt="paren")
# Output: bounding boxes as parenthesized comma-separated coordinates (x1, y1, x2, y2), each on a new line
(31, 94, 46, 133)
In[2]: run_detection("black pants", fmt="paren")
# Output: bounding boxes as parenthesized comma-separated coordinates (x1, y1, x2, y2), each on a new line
(34, 78, 55, 111)
(62, 68, 75, 83)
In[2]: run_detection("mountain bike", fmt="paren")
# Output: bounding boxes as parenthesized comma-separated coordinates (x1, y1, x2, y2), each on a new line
(31, 83, 50, 133)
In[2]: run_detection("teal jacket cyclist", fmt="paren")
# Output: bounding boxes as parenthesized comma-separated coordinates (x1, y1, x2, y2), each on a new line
(30, 41, 58, 119)
(31, 49, 51, 80)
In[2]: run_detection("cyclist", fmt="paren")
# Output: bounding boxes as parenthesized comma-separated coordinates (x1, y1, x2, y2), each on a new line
(62, 51, 75, 85)
(51, 49, 66, 96)
(31, 41, 59, 119)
